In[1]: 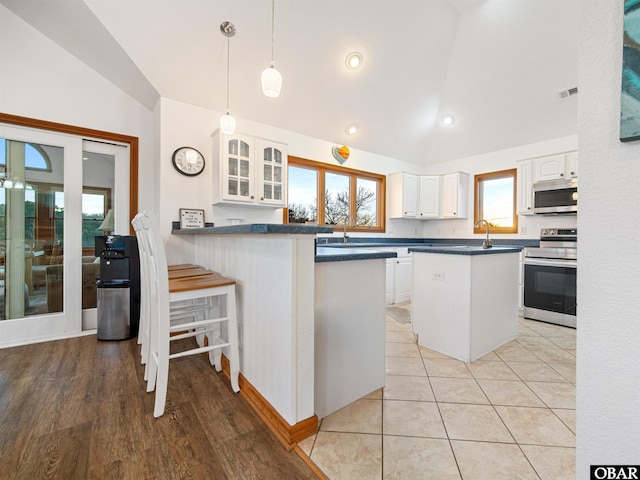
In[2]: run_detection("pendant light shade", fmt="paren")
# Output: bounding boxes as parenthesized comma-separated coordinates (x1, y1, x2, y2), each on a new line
(220, 112, 236, 135)
(262, 0, 282, 97)
(261, 63, 282, 98)
(220, 21, 236, 135)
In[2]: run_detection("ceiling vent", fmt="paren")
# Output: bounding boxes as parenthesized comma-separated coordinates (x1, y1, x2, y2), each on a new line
(558, 86, 578, 99)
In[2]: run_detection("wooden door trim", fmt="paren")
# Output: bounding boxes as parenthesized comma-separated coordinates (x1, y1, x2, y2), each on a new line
(0, 112, 139, 234)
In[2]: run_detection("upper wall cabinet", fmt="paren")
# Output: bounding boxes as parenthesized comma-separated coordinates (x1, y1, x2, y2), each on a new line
(518, 151, 577, 215)
(533, 151, 578, 182)
(418, 176, 440, 218)
(441, 172, 469, 219)
(389, 172, 418, 218)
(389, 171, 468, 220)
(565, 151, 578, 178)
(212, 131, 288, 207)
(516, 159, 534, 215)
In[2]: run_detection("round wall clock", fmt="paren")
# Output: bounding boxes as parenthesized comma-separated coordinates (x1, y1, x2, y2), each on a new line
(172, 147, 205, 176)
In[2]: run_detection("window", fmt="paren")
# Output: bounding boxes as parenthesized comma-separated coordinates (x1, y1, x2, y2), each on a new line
(474, 168, 517, 234)
(53, 187, 111, 247)
(0, 141, 52, 171)
(285, 156, 385, 232)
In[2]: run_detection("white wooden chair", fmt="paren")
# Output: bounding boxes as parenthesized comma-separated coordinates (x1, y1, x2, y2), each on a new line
(132, 210, 240, 417)
(132, 216, 211, 374)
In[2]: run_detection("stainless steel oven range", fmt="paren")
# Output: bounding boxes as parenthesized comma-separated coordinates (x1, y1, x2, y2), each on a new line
(523, 228, 577, 328)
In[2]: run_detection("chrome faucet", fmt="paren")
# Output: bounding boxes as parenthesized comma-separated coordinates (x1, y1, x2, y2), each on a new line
(475, 219, 493, 249)
(343, 214, 355, 243)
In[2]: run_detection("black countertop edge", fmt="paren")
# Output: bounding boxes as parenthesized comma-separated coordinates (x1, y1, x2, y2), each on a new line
(408, 246, 523, 255)
(172, 224, 334, 235)
(315, 247, 398, 263)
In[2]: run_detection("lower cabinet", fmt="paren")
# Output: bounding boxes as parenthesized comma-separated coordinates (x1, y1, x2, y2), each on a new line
(385, 248, 413, 304)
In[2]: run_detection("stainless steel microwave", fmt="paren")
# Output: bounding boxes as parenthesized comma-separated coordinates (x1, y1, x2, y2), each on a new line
(533, 178, 578, 214)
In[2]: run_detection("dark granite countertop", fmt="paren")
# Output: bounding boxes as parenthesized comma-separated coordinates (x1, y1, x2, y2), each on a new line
(172, 224, 334, 235)
(318, 238, 537, 248)
(315, 247, 398, 263)
(408, 245, 523, 255)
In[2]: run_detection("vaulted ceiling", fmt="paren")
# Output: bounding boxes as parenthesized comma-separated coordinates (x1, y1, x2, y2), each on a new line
(1, 0, 579, 165)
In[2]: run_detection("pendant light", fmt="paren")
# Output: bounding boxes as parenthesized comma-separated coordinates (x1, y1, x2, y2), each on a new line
(220, 21, 236, 135)
(261, 0, 282, 97)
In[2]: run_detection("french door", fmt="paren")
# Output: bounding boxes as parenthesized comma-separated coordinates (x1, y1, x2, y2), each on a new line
(0, 124, 129, 347)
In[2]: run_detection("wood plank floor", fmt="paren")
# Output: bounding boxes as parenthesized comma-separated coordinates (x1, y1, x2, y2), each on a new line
(0, 335, 318, 480)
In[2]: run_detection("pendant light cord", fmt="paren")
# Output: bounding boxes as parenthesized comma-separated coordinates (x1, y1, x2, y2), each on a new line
(270, 0, 275, 63)
(226, 35, 230, 113)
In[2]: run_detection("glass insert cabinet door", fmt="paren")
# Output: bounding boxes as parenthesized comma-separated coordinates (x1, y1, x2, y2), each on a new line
(224, 137, 253, 201)
(259, 141, 286, 206)
(0, 125, 84, 346)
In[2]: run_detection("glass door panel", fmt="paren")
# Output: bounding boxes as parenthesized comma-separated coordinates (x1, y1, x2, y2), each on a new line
(0, 125, 83, 346)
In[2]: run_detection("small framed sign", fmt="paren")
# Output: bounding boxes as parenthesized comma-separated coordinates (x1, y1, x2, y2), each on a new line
(179, 208, 205, 229)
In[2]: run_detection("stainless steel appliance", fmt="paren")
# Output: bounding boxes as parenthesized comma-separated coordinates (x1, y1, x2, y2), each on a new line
(523, 228, 577, 328)
(533, 178, 578, 214)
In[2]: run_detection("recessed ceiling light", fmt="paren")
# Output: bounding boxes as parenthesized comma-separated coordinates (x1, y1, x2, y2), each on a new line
(345, 124, 359, 135)
(440, 113, 456, 126)
(345, 52, 363, 70)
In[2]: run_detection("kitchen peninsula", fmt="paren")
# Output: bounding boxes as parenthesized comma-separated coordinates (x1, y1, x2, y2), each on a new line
(172, 224, 395, 447)
(409, 245, 522, 363)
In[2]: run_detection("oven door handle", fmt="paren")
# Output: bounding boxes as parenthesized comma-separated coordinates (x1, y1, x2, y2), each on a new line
(524, 258, 577, 268)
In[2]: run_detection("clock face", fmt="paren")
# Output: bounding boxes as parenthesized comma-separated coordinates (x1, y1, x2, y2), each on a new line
(172, 147, 205, 176)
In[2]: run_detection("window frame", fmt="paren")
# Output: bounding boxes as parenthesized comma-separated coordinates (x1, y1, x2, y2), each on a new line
(473, 168, 518, 235)
(284, 156, 386, 233)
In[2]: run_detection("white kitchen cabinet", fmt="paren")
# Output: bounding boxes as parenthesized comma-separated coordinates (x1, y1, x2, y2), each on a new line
(385, 258, 394, 304)
(533, 154, 567, 182)
(566, 151, 578, 178)
(212, 131, 287, 207)
(517, 159, 534, 215)
(418, 175, 440, 218)
(257, 139, 287, 206)
(388, 173, 418, 218)
(518, 250, 524, 316)
(441, 172, 469, 218)
(382, 247, 413, 304)
(394, 255, 413, 303)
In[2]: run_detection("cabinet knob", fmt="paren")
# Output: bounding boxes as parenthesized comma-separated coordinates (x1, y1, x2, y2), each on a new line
(260, 197, 264, 200)
(570, 171, 575, 175)
(527, 207, 531, 210)
(251, 195, 255, 199)
(560, 173, 564, 176)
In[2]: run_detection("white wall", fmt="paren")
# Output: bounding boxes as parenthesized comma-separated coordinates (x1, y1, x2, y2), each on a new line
(577, 0, 640, 475)
(158, 98, 425, 263)
(0, 5, 156, 214)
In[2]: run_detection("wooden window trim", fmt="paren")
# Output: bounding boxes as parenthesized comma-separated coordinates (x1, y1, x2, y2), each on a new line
(284, 156, 386, 233)
(474, 168, 518, 234)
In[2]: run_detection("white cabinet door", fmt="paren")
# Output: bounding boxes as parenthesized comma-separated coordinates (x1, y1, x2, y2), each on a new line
(385, 258, 394, 305)
(257, 139, 287, 207)
(566, 151, 578, 178)
(394, 256, 413, 303)
(517, 159, 534, 215)
(418, 175, 440, 218)
(534, 154, 566, 181)
(441, 172, 469, 218)
(388, 173, 418, 218)
(219, 133, 255, 203)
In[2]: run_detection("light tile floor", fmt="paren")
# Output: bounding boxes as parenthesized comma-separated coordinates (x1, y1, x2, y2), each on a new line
(299, 303, 576, 480)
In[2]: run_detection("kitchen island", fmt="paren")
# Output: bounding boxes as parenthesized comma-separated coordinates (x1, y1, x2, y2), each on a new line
(409, 245, 522, 362)
(314, 247, 396, 419)
(172, 225, 394, 447)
